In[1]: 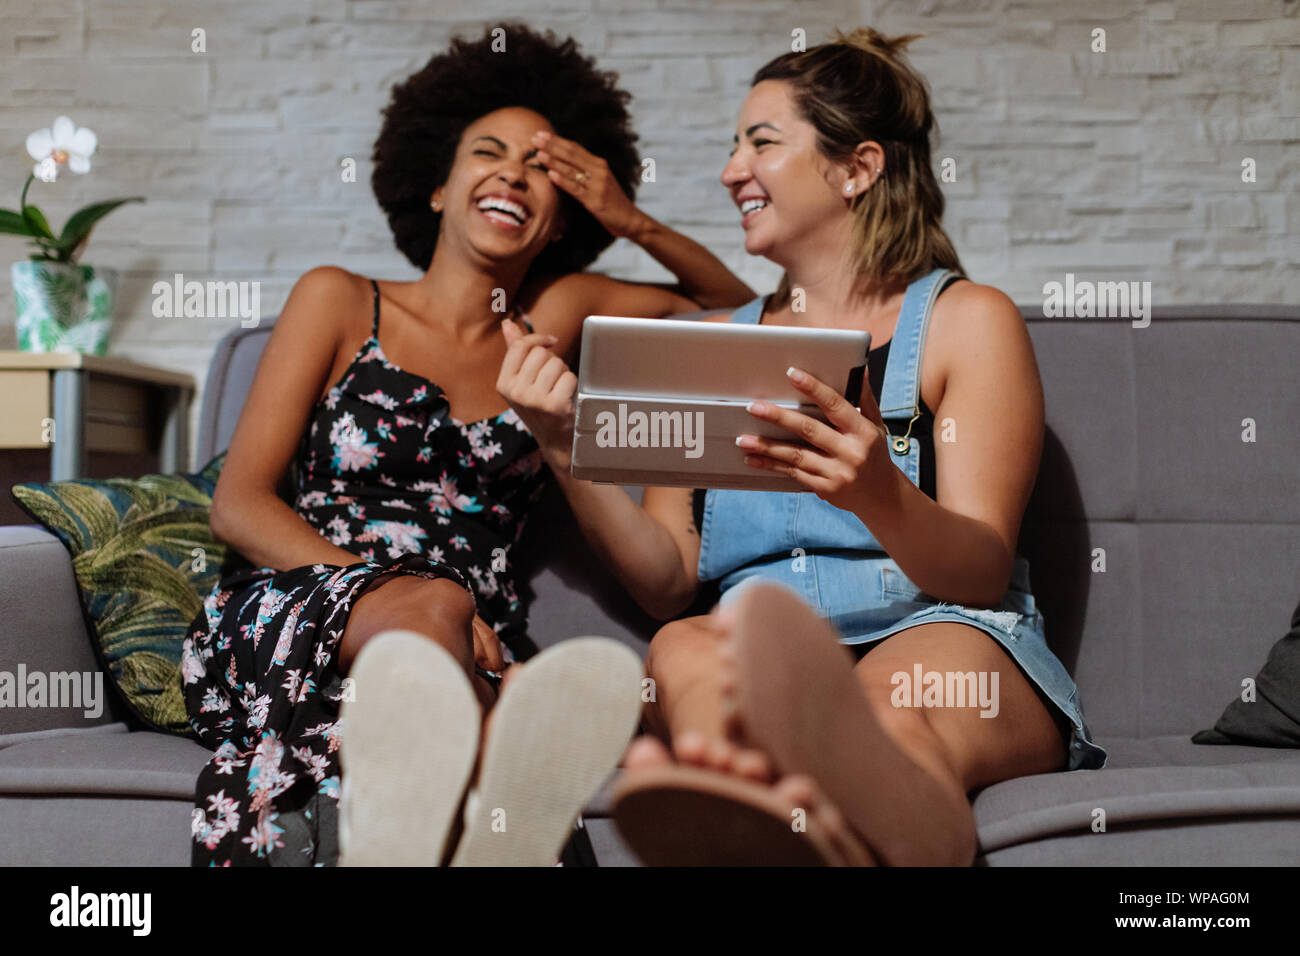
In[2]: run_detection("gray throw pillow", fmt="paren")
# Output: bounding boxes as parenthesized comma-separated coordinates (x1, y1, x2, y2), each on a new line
(1193, 598, 1300, 748)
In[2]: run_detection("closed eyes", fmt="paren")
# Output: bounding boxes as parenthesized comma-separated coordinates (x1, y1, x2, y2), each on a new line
(728, 138, 777, 157)
(473, 149, 546, 171)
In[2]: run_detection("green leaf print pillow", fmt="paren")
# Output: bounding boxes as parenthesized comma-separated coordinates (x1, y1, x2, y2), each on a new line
(10, 453, 245, 736)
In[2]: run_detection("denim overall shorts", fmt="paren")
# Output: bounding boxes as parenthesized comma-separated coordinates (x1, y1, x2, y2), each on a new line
(697, 268, 1108, 772)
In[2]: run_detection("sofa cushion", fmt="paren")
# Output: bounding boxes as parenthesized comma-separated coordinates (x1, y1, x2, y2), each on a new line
(979, 816, 1300, 866)
(1017, 520, 1141, 738)
(1136, 523, 1300, 737)
(973, 734, 1300, 858)
(0, 794, 197, 867)
(0, 723, 210, 798)
(584, 735, 1300, 866)
(513, 482, 661, 653)
(0, 526, 128, 734)
(1134, 320, 1300, 524)
(0, 724, 621, 867)
(9, 455, 242, 736)
(1025, 323, 1138, 523)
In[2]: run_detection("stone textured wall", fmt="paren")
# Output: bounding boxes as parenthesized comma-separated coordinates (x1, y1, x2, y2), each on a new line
(2, 0, 1295, 461)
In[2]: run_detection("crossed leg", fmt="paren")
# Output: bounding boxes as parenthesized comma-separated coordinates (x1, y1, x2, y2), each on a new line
(632, 591, 1068, 866)
(339, 574, 499, 712)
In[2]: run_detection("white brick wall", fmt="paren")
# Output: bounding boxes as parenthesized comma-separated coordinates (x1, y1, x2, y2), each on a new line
(1, 0, 1296, 463)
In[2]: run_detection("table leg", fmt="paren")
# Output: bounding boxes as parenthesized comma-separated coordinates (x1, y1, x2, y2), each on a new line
(160, 386, 191, 473)
(50, 369, 85, 481)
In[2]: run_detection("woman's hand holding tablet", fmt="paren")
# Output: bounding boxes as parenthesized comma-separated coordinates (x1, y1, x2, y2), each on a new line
(737, 364, 894, 514)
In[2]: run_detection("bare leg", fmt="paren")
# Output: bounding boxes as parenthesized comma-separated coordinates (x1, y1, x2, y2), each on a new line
(626, 583, 1069, 866)
(639, 613, 781, 783)
(718, 582, 1067, 865)
(851, 620, 1068, 795)
(641, 614, 730, 743)
(339, 575, 496, 712)
(622, 609, 867, 861)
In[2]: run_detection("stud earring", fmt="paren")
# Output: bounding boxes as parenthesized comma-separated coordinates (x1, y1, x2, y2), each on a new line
(844, 183, 854, 195)
(431, 199, 442, 212)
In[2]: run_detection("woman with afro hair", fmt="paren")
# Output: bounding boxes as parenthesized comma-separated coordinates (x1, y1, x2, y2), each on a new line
(181, 22, 753, 867)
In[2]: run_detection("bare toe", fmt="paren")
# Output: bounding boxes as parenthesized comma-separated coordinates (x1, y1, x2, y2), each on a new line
(623, 734, 674, 770)
(730, 747, 776, 783)
(672, 730, 711, 767)
(774, 773, 819, 812)
(703, 735, 737, 773)
(672, 731, 741, 775)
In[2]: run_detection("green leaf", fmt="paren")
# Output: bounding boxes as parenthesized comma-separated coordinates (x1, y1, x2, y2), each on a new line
(0, 208, 36, 236)
(12, 485, 83, 542)
(76, 549, 203, 614)
(21, 205, 56, 240)
(26, 237, 68, 263)
(117, 651, 189, 732)
(59, 197, 145, 250)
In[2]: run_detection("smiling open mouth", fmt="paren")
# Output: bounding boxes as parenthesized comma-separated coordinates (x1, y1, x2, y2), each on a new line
(476, 196, 531, 229)
(740, 197, 769, 225)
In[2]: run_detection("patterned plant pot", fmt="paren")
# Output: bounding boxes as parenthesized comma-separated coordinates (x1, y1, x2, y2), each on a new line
(10, 259, 117, 355)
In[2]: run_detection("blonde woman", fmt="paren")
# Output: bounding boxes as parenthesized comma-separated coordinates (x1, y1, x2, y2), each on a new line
(499, 27, 1107, 866)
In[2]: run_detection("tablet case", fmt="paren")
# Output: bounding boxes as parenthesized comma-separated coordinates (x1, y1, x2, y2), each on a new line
(570, 316, 870, 492)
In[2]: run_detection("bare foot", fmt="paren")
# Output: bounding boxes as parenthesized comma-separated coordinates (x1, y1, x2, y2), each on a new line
(672, 729, 775, 784)
(771, 774, 875, 867)
(718, 580, 974, 866)
(617, 727, 872, 862)
(613, 748, 872, 865)
(623, 734, 673, 770)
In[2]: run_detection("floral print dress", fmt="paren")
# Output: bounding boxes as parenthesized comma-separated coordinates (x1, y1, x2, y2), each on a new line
(181, 280, 548, 866)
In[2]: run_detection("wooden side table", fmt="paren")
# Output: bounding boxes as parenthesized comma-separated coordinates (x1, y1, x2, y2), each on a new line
(0, 351, 195, 480)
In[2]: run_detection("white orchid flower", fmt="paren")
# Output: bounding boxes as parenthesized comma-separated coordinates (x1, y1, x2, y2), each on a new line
(25, 116, 97, 182)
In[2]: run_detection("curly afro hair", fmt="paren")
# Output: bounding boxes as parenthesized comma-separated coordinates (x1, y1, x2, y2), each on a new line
(372, 21, 640, 279)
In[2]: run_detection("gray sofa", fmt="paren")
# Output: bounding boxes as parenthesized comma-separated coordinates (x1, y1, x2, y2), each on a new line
(2, 303, 1297, 866)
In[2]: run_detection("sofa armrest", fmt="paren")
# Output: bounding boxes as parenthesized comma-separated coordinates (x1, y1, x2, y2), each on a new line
(0, 525, 125, 734)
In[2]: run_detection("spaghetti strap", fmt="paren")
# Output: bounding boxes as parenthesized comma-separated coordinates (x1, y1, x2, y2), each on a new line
(369, 279, 381, 337)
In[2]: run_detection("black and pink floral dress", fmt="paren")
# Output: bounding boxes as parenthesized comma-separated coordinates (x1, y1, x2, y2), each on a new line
(181, 280, 548, 866)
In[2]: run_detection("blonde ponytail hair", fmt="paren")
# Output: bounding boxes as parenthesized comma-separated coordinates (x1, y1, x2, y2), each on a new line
(754, 27, 964, 302)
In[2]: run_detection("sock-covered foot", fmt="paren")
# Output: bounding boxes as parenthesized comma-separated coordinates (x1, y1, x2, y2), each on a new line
(450, 636, 643, 866)
(338, 629, 481, 866)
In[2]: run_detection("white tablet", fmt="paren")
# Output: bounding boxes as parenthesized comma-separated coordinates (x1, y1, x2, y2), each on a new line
(570, 315, 871, 491)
